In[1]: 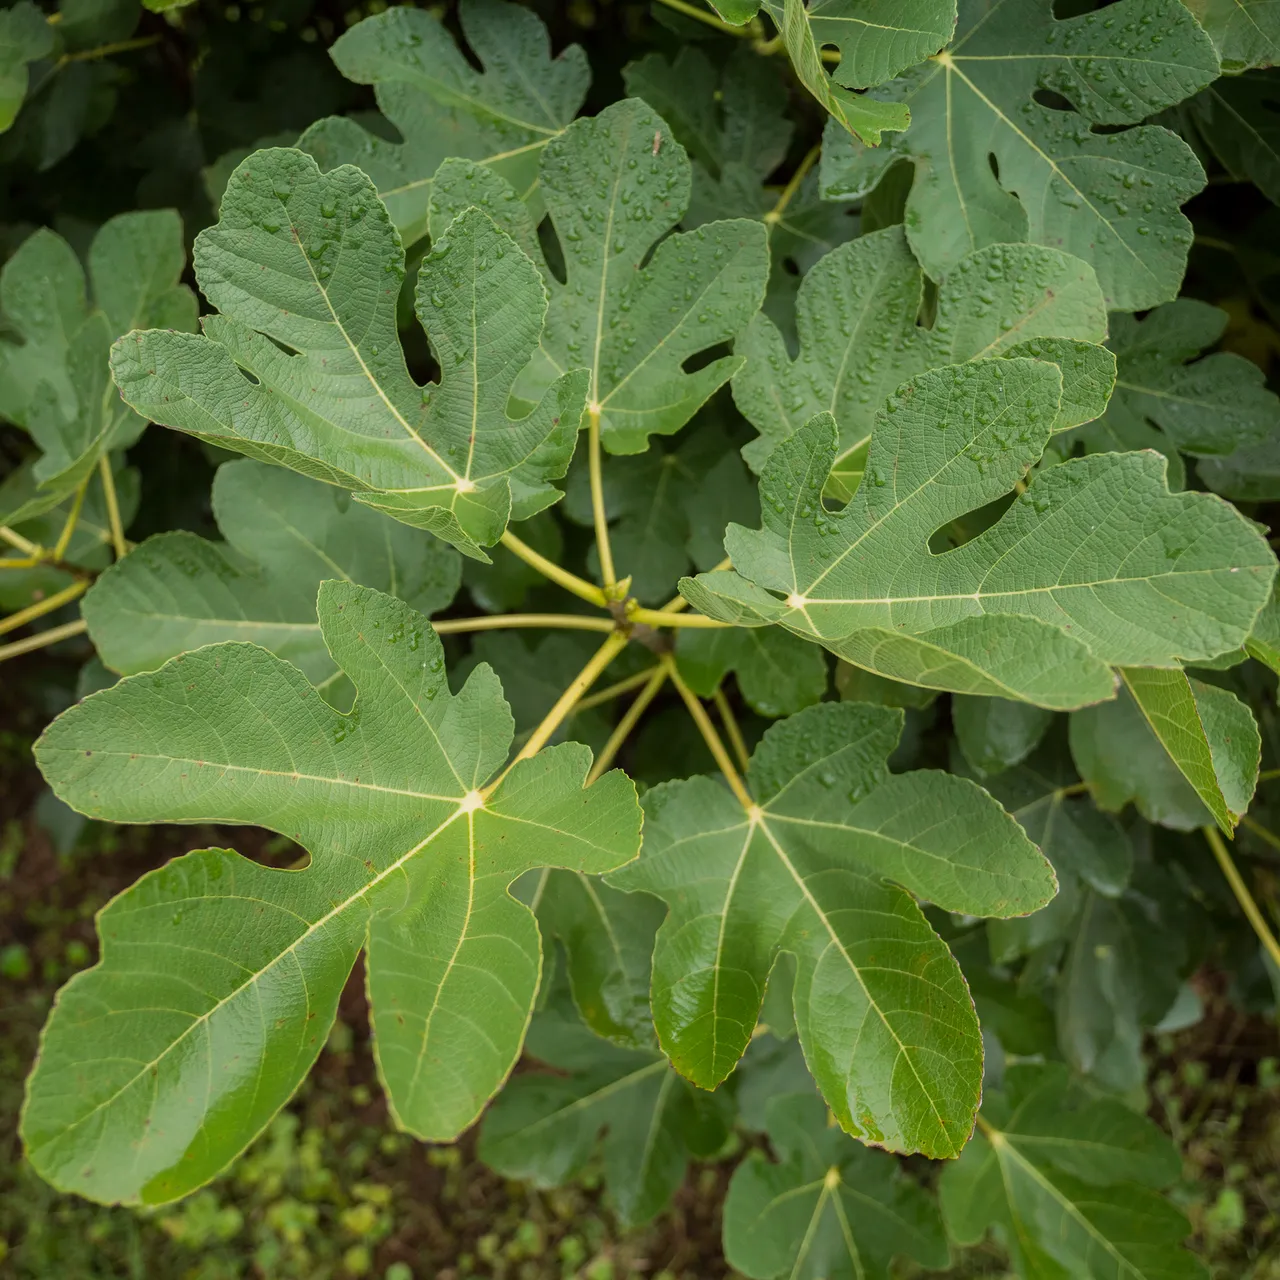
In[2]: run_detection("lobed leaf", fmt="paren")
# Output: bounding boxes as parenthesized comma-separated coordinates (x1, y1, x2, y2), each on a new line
(26, 582, 642, 1205)
(0, 211, 196, 524)
(299, 0, 589, 243)
(731, 225, 1114, 482)
(609, 700, 1054, 1159)
(820, 0, 1219, 309)
(479, 985, 729, 1226)
(687, 358, 1276, 704)
(510, 97, 771, 455)
(109, 148, 589, 561)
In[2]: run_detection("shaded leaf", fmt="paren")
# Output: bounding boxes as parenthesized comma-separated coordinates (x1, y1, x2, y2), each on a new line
(478, 985, 728, 1226)
(676, 624, 828, 718)
(723, 1092, 948, 1279)
(0, 1, 53, 132)
(1073, 672, 1259, 831)
(299, 0, 589, 243)
(1074, 300, 1280, 488)
(83, 460, 461, 700)
(531, 870, 666, 1049)
(1183, 0, 1280, 69)
(1184, 72, 1280, 205)
(953, 696, 1053, 777)
(941, 1063, 1205, 1279)
(0, 211, 195, 523)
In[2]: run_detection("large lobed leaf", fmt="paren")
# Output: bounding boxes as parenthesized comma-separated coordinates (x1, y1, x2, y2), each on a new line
(109, 148, 588, 561)
(26, 582, 642, 1205)
(820, 0, 1219, 309)
(684, 359, 1276, 706)
(508, 97, 771, 455)
(610, 700, 1055, 1159)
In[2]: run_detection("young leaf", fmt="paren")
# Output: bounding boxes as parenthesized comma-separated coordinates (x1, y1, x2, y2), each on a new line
(0, 211, 196, 523)
(732, 225, 1114, 485)
(26, 582, 642, 1205)
(1075, 300, 1280, 491)
(676, 625, 828, 719)
(478, 985, 729, 1226)
(512, 97, 771, 455)
(82, 460, 461, 700)
(109, 149, 589, 561)
(1076, 669, 1260, 833)
(609, 700, 1055, 1159)
(941, 1063, 1206, 1279)
(686, 360, 1276, 702)
(299, 0, 589, 243)
(722, 1092, 948, 1280)
(819, 0, 1219, 309)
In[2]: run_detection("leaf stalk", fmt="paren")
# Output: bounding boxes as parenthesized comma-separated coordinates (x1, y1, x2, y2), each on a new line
(713, 688, 751, 772)
(1204, 825, 1280, 973)
(663, 653, 755, 810)
(98, 456, 129, 560)
(0, 617, 88, 663)
(491, 630, 630, 786)
(432, 613, 617, 635)
(628, 605, 731, 629)
(0, 526, 41, 557)
(587, 665, 670, 783)
(0, 579, 88, 638)
(586, 407, 619, 594)
(498, 529, 608, 606)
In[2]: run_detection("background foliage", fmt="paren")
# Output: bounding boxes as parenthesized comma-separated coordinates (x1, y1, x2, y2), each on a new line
(4, 0, 1280, 1276)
